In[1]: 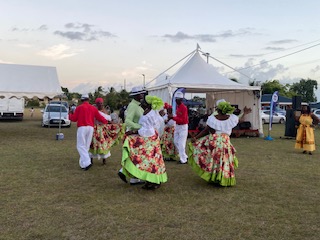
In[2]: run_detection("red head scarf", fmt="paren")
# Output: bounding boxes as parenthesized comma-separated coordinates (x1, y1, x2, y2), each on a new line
(95, 98, 104, 104)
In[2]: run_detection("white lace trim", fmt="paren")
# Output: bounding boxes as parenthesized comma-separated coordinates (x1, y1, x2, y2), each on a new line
(206, 114, 239, 135)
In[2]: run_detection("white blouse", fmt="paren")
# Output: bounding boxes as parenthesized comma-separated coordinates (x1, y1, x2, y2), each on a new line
(162, 114, 176, 127)
(96, 111, 111, 124)
(206, 114, 239, 135)
(138, 110, 164, 137)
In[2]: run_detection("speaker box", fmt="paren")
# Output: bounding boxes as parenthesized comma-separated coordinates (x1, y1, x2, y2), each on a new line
(239, 121, 251, 130)
(292, 96, 302, 110)
(284, 109, 297, 137)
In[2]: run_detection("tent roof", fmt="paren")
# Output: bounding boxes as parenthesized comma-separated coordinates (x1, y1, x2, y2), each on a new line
(147, 51, 260, 92)
(0, 63, 62, 98)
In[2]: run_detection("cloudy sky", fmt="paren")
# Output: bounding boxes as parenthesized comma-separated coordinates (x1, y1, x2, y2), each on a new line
(1, 0, 320, 97)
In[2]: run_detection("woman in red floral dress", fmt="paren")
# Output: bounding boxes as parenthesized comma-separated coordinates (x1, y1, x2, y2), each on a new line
(188, 100, 239, 186)
(121, 96, 167, 190)
(161, 103, 178, 161)
(89, 98, 123, 165)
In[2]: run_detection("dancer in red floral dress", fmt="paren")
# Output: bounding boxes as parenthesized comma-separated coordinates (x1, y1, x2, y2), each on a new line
(161, 103, 178, 161)
(89, 98, 123, 165)
(121, 96, 167, 190)
(188, 100, 239, 186)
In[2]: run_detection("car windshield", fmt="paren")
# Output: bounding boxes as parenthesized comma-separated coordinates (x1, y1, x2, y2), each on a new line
(46, 106, 67, 113)
(50, 101, 69, 108)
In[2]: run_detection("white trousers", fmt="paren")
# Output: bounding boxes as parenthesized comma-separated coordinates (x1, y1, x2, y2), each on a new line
(77, 126, 94, 168)
(174, 124, 188, 163)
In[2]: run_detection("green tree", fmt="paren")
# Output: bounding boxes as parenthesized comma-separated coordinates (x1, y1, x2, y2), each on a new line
(118, 89, 130, 108)
(92, 86, 105, 100)
(61, 87, 71, 100)
(192, 95, 205, 103)
(289, 78, 318, 102)
(26, 98, 40, 107)
(104, 88, 130, 110)
(261, 80, 285, 95)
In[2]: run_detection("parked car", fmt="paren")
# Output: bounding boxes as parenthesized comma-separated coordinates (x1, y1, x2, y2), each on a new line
(49, 101, 69, 110)
(262, 106, 286, 116)
(261, 110, 286, 124)
(41, 104, 71, 127)
(313, 109, 320, 123)
(275, 109, 286, 116)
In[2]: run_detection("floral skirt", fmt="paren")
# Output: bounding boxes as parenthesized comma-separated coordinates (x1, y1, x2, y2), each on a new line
(89, 123, 124, 158)
(122, 133, 168, 184)
(161, 126, 178, 160)
(188, 133, 238, 186)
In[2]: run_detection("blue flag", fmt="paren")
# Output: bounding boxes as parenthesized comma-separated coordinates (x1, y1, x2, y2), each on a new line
(172, 88, 186, 115)
(269, 91, 279, 131)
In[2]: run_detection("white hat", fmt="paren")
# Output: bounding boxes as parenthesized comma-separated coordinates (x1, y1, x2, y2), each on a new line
(81, 93, 89, 100)
(175, 92, 184, 99)
(216, 99, 226, 105)
(129, 86, 147, 96)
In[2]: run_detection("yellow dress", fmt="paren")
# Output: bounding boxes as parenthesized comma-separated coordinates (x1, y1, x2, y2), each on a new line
(295, 114, 315, 152)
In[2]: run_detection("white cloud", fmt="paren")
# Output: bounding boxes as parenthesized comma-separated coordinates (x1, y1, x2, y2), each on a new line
(311, 65, 320, 74)
(37, 44, 84, 60)
(226, 58, 288, 84)
(17, 43, 32, 48)
(0, 59, 13, 64)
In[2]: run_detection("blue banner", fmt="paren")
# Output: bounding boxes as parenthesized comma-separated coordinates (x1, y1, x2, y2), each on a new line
(172, 88, 185, 115)
(269, 91, 279, 131)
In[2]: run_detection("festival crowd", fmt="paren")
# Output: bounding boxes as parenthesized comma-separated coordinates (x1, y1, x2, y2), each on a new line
(68, 85, 319, 190)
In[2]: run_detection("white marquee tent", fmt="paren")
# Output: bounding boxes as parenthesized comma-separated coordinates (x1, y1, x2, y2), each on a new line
(146, 50, 263, 134)
(0, 63, 62, 99)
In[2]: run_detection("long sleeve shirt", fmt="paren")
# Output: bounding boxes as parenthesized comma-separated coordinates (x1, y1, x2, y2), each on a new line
(69, 101, 108, 127)
(173, 103, 188, 125)
(125, 99, 144, 130)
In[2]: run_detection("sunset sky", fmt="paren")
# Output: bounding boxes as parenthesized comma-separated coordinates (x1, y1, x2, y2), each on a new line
(1, 0, 320, 97)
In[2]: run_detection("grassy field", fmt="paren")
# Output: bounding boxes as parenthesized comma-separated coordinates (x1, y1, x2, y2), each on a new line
(1, 109, 320, 240)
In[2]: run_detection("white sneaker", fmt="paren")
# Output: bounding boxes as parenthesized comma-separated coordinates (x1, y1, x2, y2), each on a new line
(130, 178, 145, 185)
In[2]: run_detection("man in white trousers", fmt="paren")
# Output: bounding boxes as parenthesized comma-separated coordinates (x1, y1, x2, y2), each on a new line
(169, 92, 189, 164)
(69, 94, 108, 170)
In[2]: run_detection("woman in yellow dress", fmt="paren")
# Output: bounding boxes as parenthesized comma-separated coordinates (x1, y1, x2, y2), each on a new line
(295, 105, 319, 155)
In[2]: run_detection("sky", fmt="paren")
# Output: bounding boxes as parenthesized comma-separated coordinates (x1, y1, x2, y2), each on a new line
(1, 0, 320, 98)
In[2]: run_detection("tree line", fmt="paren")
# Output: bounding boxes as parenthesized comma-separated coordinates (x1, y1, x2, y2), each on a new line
(26, 78, 318, 108)
(60, 86, 131, 111)
(251, 78, 318, 102)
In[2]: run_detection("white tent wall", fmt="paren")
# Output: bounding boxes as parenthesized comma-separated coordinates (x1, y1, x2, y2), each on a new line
(148, 85, 263, 135)
(147, 85, 173, 104)
(206, 91, 263, 134)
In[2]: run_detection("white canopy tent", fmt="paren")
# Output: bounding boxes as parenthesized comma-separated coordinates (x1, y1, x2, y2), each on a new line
(146, 50, 263, 134)
(0, 63, 62, 99)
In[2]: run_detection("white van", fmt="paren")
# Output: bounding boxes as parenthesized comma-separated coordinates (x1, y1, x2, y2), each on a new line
(0, 97, 25, 120)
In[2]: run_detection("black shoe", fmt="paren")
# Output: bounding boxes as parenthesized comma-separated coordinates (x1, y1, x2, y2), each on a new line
(177, 161, 187, 164)
(102, 159, 106, 165)
(142, 182, 161, 190)
(118, 171, 128, 183)
(309, 152, 312, 155)
(82, 164, 92, 171)
(303, 150, 307, 154)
